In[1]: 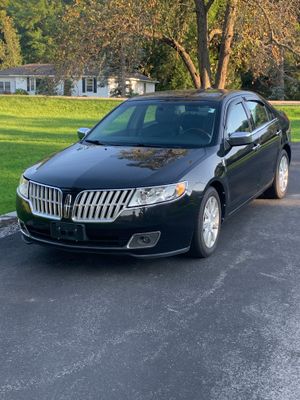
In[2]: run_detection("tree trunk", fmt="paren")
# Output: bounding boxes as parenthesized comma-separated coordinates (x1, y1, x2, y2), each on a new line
(119, 42, 126, 97)
(277, 48, 285, 100)
(215, 0, 238, 89)
(194, 0, 212, 89)
(162, 37, 201, 89)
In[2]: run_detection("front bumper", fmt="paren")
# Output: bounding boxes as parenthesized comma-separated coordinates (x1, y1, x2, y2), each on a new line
(16, 193, 197, 258)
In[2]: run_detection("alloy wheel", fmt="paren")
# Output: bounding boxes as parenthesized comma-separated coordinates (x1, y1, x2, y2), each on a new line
(278, 154, 289, 193)
(202, 195, 220, 248)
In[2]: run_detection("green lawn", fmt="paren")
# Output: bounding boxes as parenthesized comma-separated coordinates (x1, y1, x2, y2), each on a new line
(277, 106, 300, 142)
(0, 96, 121, 215)
(0, 96, 299, 215)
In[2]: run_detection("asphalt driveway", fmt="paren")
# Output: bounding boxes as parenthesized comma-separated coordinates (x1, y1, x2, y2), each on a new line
(0, 145, 299, 400)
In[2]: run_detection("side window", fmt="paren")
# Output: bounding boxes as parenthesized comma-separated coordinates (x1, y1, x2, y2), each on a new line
(144, 105, 157, 124)
(247, 101, 269, 128)
(226, 102, 251, 136)
(265, 105, 276, 121)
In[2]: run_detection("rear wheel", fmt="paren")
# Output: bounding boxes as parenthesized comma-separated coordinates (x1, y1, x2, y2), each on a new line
(189, 187, 221, 258)
(265, 150, 289, 199)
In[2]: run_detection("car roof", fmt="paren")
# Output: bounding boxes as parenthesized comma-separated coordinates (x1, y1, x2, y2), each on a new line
(127, 89, 259, 102)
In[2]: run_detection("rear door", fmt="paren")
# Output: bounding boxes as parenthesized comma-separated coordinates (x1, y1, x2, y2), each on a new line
(244, 98, 281, 190)
(223, 99, 261, 211)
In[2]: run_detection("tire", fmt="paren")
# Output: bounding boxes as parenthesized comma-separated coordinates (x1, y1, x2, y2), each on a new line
(264, 149, 289, 199)
(189, 187, 222, 258)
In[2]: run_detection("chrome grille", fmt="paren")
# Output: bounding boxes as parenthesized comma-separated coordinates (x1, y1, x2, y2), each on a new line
(72, 189, 134, 222)
(29, 181, 62, 220)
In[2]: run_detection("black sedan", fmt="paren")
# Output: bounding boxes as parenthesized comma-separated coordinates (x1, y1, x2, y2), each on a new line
(16, 89, 291, 258)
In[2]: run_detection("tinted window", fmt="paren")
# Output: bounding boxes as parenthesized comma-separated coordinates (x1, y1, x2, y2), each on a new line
(265, 105, 276, 121)
(247, 101, 269, 128)
(226, 102, 251, 135)
(86, 101, 219, 148)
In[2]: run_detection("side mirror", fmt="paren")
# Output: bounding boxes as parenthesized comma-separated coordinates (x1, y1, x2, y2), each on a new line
(228, 131, 254, 146)
(77, 127, 90, 140)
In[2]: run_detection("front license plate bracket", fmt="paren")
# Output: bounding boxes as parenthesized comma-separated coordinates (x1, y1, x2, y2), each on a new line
(50, 222, 86, 241)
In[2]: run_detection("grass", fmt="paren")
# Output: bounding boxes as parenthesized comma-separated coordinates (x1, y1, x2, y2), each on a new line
(276, 106, 300, 142)
(0, 96, 121, 215)
(0, 96, 299, 215)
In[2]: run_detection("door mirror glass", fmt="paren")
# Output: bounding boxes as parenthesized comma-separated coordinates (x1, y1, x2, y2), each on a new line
(77, 127, 90, 140)
(228, 131, 254, 146)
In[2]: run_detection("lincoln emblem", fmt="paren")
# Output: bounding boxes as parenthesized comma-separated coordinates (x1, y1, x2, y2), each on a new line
(63, 194, 72, 219)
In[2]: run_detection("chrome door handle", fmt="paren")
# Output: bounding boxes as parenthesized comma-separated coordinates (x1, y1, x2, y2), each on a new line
(252, 143, 261, 151)
(275, 130, 282, 136)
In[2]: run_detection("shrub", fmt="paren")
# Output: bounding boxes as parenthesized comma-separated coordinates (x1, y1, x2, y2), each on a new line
(36, 78, 58, 96)
(15, 89, 29, 95)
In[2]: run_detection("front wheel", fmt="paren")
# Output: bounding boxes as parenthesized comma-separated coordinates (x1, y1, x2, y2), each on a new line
(265, 150, 289, 199)
(189, 187, 221, 258)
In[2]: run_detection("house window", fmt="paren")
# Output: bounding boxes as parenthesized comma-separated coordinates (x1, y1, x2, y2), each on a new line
(143, 82, 147, 94)
(86, 78, 94, 92)
(82, 77, 97, 94)
(0, 81, 11, 93)
(27, 77, 35, 92)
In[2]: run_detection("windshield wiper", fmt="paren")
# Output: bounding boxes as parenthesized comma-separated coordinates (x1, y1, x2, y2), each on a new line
(84, 139, 108, 145)
(128, 143, 185, 149)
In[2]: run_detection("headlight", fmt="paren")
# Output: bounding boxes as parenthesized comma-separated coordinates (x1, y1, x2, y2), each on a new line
(18, 176, 29, 199)
(128, 182, 187, 207)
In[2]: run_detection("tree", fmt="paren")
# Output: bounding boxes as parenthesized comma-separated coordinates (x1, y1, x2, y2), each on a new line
(0, 10, 22, 68)
(57, 0, 300, 92)
(57, 0, 145, 96)
(233, 0, 300, 99)
(57, 0, 239, 90)
(7, 0, 68, 63)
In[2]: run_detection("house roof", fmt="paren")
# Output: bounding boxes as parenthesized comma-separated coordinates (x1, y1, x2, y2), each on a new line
(0, 64, 56, 76)
(126, 73, 158, 83)
(0, 63, 158, 82)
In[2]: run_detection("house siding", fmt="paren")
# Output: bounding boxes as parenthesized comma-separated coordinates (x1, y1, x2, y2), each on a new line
(131, 81, 155, 95)
(71, 78, 110, 97)
(15, 77, 28, 92)
(0, 68, 156, 97)
(0, 77, 16, 93)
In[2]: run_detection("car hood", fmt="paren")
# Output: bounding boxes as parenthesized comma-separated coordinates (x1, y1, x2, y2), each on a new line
(24, 143, 207, 190)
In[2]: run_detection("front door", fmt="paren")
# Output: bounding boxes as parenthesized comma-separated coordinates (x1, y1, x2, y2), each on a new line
(223, 100, 261, 212)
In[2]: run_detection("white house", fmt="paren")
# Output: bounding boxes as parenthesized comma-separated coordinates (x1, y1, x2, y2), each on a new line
(0, 64, 158, 97)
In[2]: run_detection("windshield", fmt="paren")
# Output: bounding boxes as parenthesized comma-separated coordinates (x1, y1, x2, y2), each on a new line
(85, 100, 219, 148)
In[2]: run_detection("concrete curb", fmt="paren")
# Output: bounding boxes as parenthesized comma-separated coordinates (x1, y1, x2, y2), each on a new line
(0, 211, 17, 223)
(0, 212, 19, 239)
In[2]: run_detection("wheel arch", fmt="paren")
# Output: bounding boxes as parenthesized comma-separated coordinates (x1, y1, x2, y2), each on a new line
(283, 143, 291, 163)
(207, 180, 227, 221)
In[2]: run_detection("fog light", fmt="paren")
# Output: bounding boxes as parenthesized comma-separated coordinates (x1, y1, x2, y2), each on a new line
(127, 231, 161, 249)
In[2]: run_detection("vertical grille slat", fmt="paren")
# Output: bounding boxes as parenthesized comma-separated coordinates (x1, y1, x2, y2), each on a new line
(28, 182, 62, 220)
(72, 189, 133, 222)
(94, 191, 107, 220)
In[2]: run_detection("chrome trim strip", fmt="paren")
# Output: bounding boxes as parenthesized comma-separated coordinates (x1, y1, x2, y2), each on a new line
(127, 231, 161, 249)
(27, 181, 63, 220)
(21, 229, 189, 258)
(72, 188, 135, 223)
(19, 228, 188, 258)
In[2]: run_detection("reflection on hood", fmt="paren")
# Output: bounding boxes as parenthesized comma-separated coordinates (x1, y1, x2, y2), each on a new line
(117, 148, 188, 170)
